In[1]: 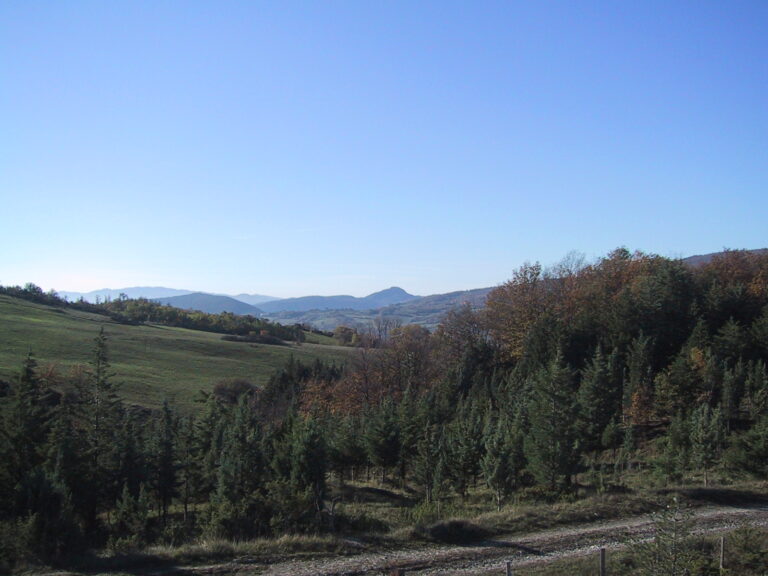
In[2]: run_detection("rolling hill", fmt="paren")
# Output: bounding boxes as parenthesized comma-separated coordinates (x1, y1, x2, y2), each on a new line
(153, 292, 264, 316)
(266, 287, 492, 331)
(258, 287, 419, 314)
(0, 294, 350, 411)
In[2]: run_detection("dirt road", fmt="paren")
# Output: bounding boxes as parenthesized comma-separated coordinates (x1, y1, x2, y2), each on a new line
(177, 503, 768, 575)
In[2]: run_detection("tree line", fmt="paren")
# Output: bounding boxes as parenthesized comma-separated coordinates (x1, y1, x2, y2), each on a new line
(0, 283, 300, 342)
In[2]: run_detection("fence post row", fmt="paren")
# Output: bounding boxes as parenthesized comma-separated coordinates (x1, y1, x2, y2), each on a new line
(396, 539, 608, 576)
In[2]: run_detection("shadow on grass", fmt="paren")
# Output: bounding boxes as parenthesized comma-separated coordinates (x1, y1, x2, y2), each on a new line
(63, 550, 184, 575)
(671, 487, 768, 507)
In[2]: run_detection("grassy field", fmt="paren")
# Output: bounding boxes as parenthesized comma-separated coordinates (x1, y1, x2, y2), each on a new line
(0, 295, 352, 411)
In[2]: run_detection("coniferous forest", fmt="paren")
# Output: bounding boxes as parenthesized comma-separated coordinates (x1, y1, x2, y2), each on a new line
(2, 248, 768, 572)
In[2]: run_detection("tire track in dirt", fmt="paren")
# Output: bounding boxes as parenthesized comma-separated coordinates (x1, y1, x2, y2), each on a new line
(177, 503, 768, 575)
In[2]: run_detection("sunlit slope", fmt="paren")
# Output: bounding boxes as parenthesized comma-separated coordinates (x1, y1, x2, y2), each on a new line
(0, 295, 350, 411)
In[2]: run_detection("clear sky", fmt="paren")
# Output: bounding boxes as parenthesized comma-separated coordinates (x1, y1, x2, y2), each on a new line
(2, 1, 766, 298)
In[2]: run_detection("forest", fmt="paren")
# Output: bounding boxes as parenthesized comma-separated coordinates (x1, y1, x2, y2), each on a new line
(1, 248, 768, 573)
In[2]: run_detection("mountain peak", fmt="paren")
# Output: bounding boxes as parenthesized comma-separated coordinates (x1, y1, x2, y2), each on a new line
(367, 286, 411, 298)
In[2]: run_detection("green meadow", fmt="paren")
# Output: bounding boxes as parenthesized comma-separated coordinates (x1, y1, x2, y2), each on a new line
(0, 295, 351, 411)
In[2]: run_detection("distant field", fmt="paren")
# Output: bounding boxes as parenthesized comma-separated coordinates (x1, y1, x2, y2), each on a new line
(0, 295, 352, 411)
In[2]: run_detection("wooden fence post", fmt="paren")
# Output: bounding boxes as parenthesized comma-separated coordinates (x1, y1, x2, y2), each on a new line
(720, 535, 725, 573)
(600, 547, 607, 576)
(506, 560, 512, 576)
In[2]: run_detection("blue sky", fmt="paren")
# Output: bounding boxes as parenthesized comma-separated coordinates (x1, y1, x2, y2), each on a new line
(2, 1, 766, 297)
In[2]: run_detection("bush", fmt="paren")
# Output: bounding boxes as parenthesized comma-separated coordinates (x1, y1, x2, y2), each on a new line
(425, 519, 490, 544)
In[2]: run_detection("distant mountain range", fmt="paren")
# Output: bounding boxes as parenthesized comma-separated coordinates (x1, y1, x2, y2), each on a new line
(266, 287, 492, 331)
(257, 287, 420, 314)
(53, 249, 767, 330)
(59, 286, 195, 302)
(60, 287, 278, 306)
(153, 293, 264, 316)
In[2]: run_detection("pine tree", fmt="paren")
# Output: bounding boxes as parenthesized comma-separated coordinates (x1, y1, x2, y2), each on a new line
(112, 482, 150, 546)
(363, 399, 400, 484)
(577, 346, 619, 453)
(151, 400, 179, 524)
(656, 413, 690, 484)
(175, 414, 199, 523)
(115, 412, 148, 499)
(480, 412, 524, 510)
(208, 397, 267, 539)
(626, 334, 656, 425)
(630, 497, 697, 576)
(524, 353, 580, 492)
(412, 422, 446, 503)
(7, 353, 54, 486)
(690, 404, 725, 487)
(446, 397, 484, 499)
(77, 328, 124, 529)
(195, 391, 226, 501)
(287, 416, 326, 514)
(325, 414, 366, 486)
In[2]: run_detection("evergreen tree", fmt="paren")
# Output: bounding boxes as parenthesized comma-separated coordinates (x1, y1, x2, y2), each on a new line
(396, 387, 419, 484)
(524, 353, 580, 492)
(630, 497, 698, 576)
(194, 391, 227, 501)
(481, 412, 525, 510)
(77, 328, 124, 530)
(626, 334, 656, 424)
(114, 412, 148, 500)
(577, 345, 619, 453)
(689, 403, 725, 486)
(112, 482, 150, 547)
(721, 359, 746, 429)
(325, 414, 366, 486)
(208, 397, 267, 539)
(287, 416, 326, 515)
(1, 353, 55, 517)
(151, 400, 179, 524)
(363, 399, 401, 483)
(445, 397, 484, 499)
(175, 414, 199, 523)
(655, 413, 690, 484)
(412, 421, 447, 503)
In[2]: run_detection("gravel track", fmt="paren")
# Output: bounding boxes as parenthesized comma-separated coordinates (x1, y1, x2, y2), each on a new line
(175, 503, 768, 575)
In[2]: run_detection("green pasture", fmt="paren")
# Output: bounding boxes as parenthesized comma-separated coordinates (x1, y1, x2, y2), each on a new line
(0, 295, 351, 411)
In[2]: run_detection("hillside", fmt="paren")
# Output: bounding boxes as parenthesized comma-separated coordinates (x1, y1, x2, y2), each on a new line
(266, 287, 493, 330)
(153, 292, 264, 316)
(682, 248, 768, 268)
(0, 294, 350, 411)
(258, 287, 419, 314)
(232, 292, 281, 305)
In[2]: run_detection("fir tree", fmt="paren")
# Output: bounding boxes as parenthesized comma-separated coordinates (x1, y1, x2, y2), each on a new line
(363, 399, 401, 484)
(412, 422, 447, 503)
(689, 403, 725, 487)
(481, 412, 525, 510)
(78, 328, 124, 530)
(445, 397, 484, 499)
(577, 345, 619, 453)
(208, 397, 267, 539)
(524, 353, 580, 492)
(151, 400, 179, 524)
